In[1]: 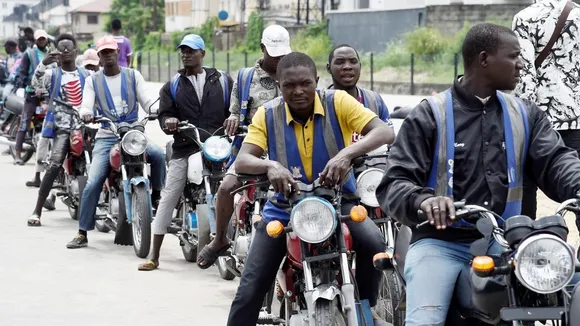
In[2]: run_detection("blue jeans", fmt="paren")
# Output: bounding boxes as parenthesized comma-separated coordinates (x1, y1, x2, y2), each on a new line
(77, 137, 166, 231)
(404, 238, 580, 326)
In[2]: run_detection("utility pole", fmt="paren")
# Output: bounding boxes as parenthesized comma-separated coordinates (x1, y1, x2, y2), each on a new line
(240, 0, 246, 34)
(306, 0, 309, 24)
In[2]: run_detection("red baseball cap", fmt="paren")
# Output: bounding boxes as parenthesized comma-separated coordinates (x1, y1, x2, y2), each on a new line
(96, 35, 118, 53)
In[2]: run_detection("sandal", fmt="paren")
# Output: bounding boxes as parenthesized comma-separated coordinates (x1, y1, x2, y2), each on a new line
(197, 244, 231, 270)
(27, 214, 41, 227)
(137, 260, 158, 271)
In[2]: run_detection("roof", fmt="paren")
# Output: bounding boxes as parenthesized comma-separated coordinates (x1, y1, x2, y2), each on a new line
(70, 0, 111, 13)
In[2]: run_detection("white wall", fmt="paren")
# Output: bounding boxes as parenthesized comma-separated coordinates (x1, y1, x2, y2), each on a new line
(165, 15, 193, 32)
(338, 0, 533, 11)
(0, 0, 41, 39)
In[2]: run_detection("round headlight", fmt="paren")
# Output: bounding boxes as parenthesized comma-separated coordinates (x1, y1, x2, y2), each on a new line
(290, 198, 337, 243)
(203, 136, 232, 162)
(121, 130, 148, 156)
(514, 234, 575, 294)
(356, 168, 384, 207)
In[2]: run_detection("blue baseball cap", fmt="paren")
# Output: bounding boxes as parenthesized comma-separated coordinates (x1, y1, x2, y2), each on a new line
(177, 34, 205, 51)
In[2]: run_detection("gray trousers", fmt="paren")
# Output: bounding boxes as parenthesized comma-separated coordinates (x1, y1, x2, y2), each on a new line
(35, 136, 52, 173)
(152, 157, 187, 235)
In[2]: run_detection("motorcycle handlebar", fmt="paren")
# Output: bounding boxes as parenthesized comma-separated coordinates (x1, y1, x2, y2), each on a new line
(415, 202, 494, 228)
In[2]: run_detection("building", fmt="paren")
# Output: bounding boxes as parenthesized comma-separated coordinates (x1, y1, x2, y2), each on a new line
(70, 0, 111, 39)
(327, 0, 534, 52)
(0, 0, 42, 39)
(36, 0, 94, 33)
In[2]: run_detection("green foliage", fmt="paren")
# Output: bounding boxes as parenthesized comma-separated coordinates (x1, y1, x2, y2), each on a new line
(448, 22, 471, 54)
(105, 0, 165, 49)
(291, 22, 332, 57)
(245, 11, 264, 52)
(197, 17, 219, 51)
(143, 32, 162, 51)
(404, 27, 446, 56)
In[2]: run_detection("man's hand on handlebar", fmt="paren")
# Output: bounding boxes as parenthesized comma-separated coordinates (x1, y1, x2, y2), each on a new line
(320, 152, 351, 188)
(419, 196, 456, 230)
(81, 111, 94, 123)
(164, 117, 179, 131)
(267, 161, 300, 198)
(224, 117, 239, 137)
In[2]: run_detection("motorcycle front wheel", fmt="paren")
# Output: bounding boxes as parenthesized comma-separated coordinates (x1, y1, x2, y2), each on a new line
(177, 202, 197, 262)
(131, 184, 152, 258)
(314, 299, 347, 326)
(376, 269, 405, 326)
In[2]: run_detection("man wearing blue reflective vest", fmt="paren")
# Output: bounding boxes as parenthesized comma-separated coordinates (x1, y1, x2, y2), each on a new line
(227, 52, 394, 326)
(66, 35, 166, 249)
(377, 23, 580, 326)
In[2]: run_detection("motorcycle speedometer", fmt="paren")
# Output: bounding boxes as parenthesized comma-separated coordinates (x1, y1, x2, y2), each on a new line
(514, 233, 575, 294)
(290, 197, 336, 243)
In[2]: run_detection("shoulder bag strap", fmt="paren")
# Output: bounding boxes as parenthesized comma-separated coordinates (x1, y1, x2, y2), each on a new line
(535, 1, 574, 68)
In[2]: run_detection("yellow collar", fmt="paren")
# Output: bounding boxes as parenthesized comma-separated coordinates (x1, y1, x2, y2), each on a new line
(284, 92, 325, 125)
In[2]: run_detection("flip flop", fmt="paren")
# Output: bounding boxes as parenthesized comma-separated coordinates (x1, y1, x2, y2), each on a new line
(27, 214, 41, 227)
(137, 260, 158, 271)
(197, 244, 231, 270)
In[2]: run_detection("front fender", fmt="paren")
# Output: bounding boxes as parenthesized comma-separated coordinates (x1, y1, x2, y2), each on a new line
(123, 177, 152, 223)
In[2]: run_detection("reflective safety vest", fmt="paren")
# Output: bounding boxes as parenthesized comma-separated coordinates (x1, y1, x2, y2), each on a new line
(24, 48, 45, 93)
(42, 67, 90, 138)
(262, 89, 357, 222)
(425, 89, 530, 226)
(93, 67, 138, 126)
(227, 67, 255, 168)
(358, 87, 389, 121)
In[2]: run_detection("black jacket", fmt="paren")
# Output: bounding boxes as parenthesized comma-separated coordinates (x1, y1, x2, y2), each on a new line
(377, 77, 580, 244)
(158, 67, 233, 159)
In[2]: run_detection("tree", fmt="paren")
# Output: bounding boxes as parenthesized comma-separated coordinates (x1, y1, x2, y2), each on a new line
(105, 0, 165, 49)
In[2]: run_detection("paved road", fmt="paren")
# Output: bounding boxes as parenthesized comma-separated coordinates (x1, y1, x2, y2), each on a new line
(0, 155, 239, 325)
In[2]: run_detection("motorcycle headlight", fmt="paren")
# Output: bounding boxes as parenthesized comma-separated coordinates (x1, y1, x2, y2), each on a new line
(514, 234, 575, 294)
(356, 168, 384, 207)
(290, 197, 337, 243)
(121, 130, 148, 156)
(203, 136, 231, 162)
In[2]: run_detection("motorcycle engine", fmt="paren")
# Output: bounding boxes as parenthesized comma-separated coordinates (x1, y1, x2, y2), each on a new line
(234, 235, 251, 259)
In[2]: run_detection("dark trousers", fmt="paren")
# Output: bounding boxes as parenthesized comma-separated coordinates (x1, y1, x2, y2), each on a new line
(226, 201, 386, 326)
(15, 92, 39, 152)
(523, 129, 580, 229)
(38, 133, 70, 200)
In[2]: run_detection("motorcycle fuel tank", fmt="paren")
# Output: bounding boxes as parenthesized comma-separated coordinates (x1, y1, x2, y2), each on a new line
(109, 144, 121, 171)
(187, 152, 203, 185)
(69, 130, 84, 157)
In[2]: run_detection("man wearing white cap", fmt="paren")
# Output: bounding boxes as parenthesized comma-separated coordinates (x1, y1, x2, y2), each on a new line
(197, 24, 292, 269)
(13, 29, 52, 166)
(66, 35, 166, 249)
(81, 48, 100, 73)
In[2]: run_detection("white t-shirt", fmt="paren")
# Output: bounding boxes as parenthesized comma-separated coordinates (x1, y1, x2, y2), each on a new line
(186, 70, 206, 104)
(80, 69, 156, 138)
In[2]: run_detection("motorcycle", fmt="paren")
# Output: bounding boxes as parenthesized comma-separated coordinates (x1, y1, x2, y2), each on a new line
(216, 154, 270, 281)
(93, 104, 158, 258)
(0, 90, 46, 164)
(49, 98, 98, 220)
(234, 174, 376, 326)
(373, 200, 580, 326)
(166, 121, 247, 263)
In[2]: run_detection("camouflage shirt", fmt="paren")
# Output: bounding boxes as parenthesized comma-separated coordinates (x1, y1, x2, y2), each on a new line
(227, 58, 280, 124)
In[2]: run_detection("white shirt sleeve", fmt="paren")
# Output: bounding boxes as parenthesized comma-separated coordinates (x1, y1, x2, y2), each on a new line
(79, 75, 96, 116)
(134, 70, 158, 114)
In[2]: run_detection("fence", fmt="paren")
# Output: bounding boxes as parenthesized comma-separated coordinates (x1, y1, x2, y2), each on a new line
(134, 49, 465, 96)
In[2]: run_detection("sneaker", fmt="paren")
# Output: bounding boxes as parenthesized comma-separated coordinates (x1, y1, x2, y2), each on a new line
(66, 233, 88, 249)
(43, 193, 56, 211)
(25, 179, 41, 188)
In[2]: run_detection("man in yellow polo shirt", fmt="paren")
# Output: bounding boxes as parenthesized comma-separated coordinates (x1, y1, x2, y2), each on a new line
(226, 52, 394, 325)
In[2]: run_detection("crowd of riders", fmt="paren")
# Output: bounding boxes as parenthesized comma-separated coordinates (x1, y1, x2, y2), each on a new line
(3, 1, 580, 323)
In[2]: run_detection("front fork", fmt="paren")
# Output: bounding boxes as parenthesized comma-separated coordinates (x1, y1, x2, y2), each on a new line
(122, 162, 152, 223)
(204, 176, 217, 234)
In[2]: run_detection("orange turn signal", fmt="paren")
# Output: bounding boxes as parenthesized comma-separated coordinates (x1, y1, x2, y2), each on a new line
(472, 256, 495, 273)
(350, 205, 368, 223)
(266, 220, 284, 238)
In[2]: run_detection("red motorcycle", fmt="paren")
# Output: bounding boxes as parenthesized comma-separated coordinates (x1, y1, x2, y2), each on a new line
(51, 98, 97, 220)
(232, 174, 372, 326)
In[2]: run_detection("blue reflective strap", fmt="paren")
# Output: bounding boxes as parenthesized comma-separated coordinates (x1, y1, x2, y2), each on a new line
(324, 90, 346, 149)
(265, 101, 278, 162)
(426, 96, 442, 190)
(238, 67, 255, 123)
(219, 70, 230, 109)
(443, 90, 454, 197)
(170, 73, 180, 101)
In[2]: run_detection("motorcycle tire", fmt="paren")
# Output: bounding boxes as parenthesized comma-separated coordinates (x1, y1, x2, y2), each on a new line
(9, 127, 35, 163)
(131, 184, 151, 258)
(314, 299, 347, 326)
(69, 174, 88, 221)
(176, 202, 197, 262)
(114, 193, 133, 246)
(216, 256, 236, 281)
(375, 269, 405, 326)
(192, 203, 211, 263)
